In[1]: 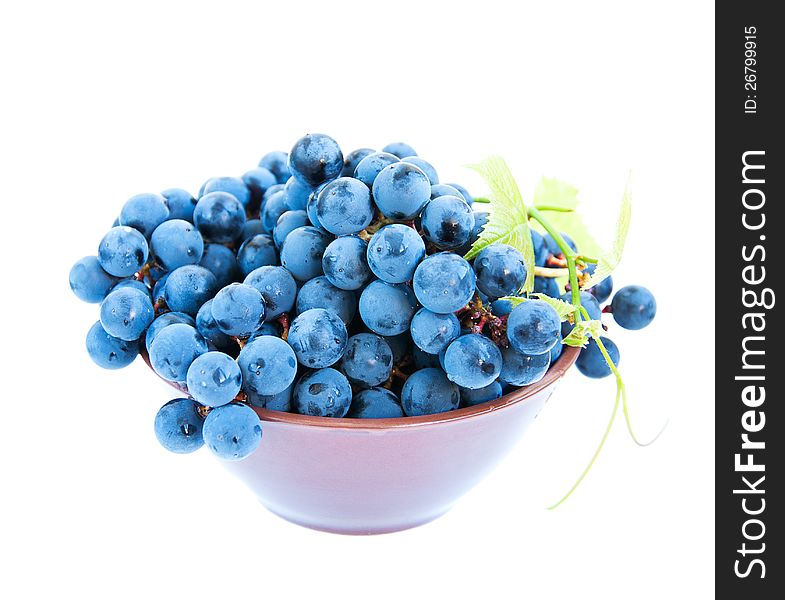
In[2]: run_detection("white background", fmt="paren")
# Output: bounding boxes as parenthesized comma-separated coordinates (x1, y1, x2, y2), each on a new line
(0, 1, 715, 598)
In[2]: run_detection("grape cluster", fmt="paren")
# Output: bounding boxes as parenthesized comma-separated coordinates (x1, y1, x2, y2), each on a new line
(70, 133, 657, 461)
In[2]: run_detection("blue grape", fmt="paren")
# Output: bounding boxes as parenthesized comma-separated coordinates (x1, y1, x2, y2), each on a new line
(258, 150, 291, 184)
(263, 183, 285, 201)
(340, 147, 375, 177)
(154, 398, 204, 454)
(430, 184, 462, 200)
(506, 300, 561, 355)
(288, 133, 343, 187)
(353, 151, 399, 187)
(195, 299, 234, 349)
(413, 346, 441, 369)
(382, 332, 411, 363)
(243, 265, 297, 320)
(238, 335, 298, 396)
(164, 265, 218, 316)
(544, 232, 577, 256)
(610, 286, 656, 330)
(412, 253, 476, 314)
(410, 308, 460, 354)
(186, 351, 242, 407)
(288, 308, 348, 368)
(382, 142, 417, 158)
(250, 322, 282, 338)
(560, 291, 601, 337)
(340, 333, 393, 387)
(348, 388, 404, 419)
(456, 211, 489, 255)
(283, 176, 314, 211)
(296, 276, 356, 325)
(193, 191, 246, 243)
(273, 210, 310, 249)
(209, 283, 266, 337)
(241, 219, 266, 242)
(152, 272, 170, 302)
(236, 233, 277, 276)
(279, 226, 332, 282)
(150, 219, 204, 271)
(459, 381, 503, 407)
(576, 337, 620, 378)
(443, 334, 502, 389)
(201, 176, 251, 211)
(110, 279, 150, 298)
(120, 193, 169, 238)
(316, 177, 375, 235)
(401, 368, 460, 416)
(366, 224, 425, 284)
(531, 230, 548, 266)
(473, 244, 527, 299)
(491, 298, 514, 316)
(420, 195, 475, 250)
(199, 243, 241, 289)
(242, 167, 277, 212)
(293, 368, 352, 417)
(305, 191, 326, 231)
(322, 236, 372, 290)
(98, 226, 149, 277)
(584, 264, 614, 304)
(550, 332, 564, 363)
(372, 162, 431, 220)
(149, 323, 208, 382)
(445, 182, 473, 205)
(533, 276, 560, 297)
(359, 280, 418, 336)
(246, 382, 293, 412)
(401, 156, 438, 184)
(70, 256, 118, 303)
(161, 188, 198, 223)
(99, 287, 154, 341)
(202, 402, 262, 461)
(499, 346, 550, 387)
(86, 321, 139, 369)
(146, 312, 195, 353)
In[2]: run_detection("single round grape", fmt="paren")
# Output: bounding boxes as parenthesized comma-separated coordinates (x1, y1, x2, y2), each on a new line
(150, 219, 204, 271)
(246, 382, 293, 412)
(236, 233, 277, 276)
(161, 188, 198, 223)
(70, 256, 119, 303)
(340, 147, 375, 177)
(382, 142, 417, 158)
(296, 276, 356, 325)
(250, 322, 282, 338)
(149, 323, 209, 382)
(491, 298, 514, 316)
(305, 190, 326, 231)
(430, 184, 462, 200)
(264, 183, 285, 201)
(322, 236, 372, 291)
(120, 192, 170, 238)
(152, 272, 170, 302)
(544, 232, 577, 256)
(164, 265, 218, 316)
(358, 280, 418, 336)
(372, 162, 431, 220)
(420, 195, 475, 250)
(260, 189, 290, 232)
(203, 402, 263, 461)
(288, 133, 343, 187)
(367, 224, 426, 284)
(499, 346, 551, 387)
(241, 167, 277, 212)
(86, 321, 139, 369)
(111, 278, 151, 298)
(316, 177, 375, 235)
(98, 226, 149, 277)
(401, 156, 438, 184)
(258, 150, 291, 184)
(354, 151, 399, 187)
(584, 264, 614, 304)
(506, 300, 561, 355)
(293, 368, 352, 417)
(401, 368, 460, 416)
(280, 226, 332, 282)
(443, 334, 503, 389)
(193, 191, 246, 243)
(273, 210, 310, 249)
(243, 265, 297, 320)
(340, 333, 393, 387)
(412, 253, 476, 314)
(533, 275, 560, 297)
(186, 351, 243, 408)
(610, 286, 656, 330)
(211, 283, 266, 337)
(238, 335, 298, 396)
(531, 230, 548, 266)
(459, 381, 503, 407)
(445, 182, 473, 205)
(288, 308, 348, 368)
(576, 337, 620, 378)
(146, 311, 195, 353)
(410, 308, 461, 354)
(99, 287, 154, 341)
(240, 219, 266, 242)
(195, 299, 234, 349)
(473, 244, 527, 299)
(199, 243, 241, 289)
(283, 176, 314, 211)
(348, 388, 404, 419)
(154, 398, 204, 454)
(201, 176, 251, 210)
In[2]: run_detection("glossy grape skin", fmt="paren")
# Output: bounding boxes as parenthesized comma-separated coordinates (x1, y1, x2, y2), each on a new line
(243, 265, 297, 321)
(348, 388, 404, 419)
(149, 323, 209, 382)
(99, 287, 154, 341)
(506, 300, 561, 355)
(152, 272, 170, 302)
(340, 148, 375, 177)
(193, 191, 246, 243)
(258, 151, 291, 184)
(288, 133, 343, 187)
(263, 183, 285, 201)
(382, 142, 417, 158)
(550, 332, 564, 363)
(241, 167, 277, 212)
(296, 276, 356, 325)
(283, 176, 314, 211)
(372, 162, 431, 220)
(98, 226, 149, 277)
(195, 299, 234, 349)
(420, 195, 475, 250)
(473, 244, 527, 299)
(340, 333, 393, 387)
(401, 156, 438, 185)
(576, 337, 620, 378)
(305, 191, 326, 231)
(70, 256, 119, 303)
(459, 381, 503, 407)
(202, 402, 263, 461)
(201, 177, 251, 211)
(288, 308, 348, 368)
(366, 224, 425, 284)
(153, 398, 204, 454)
(533, 275, 560, 297)
(237, 335, 298, 396)
(531, 230, 548, 266)
(85, 321, 139, 369)
(359, 280, 418, 336)
(544, 232, 577, 256)
(410, 309, 460, 354)
(210, 283, 266, 337)
(199, 243, 241, 289)
(456, 211, 489, 255)
(584, 264, 614, 304)
(401, 368, 460, 416)
(293, 368, 352, 418)
(316, 177, 375, 235)
(445, 182, 473, 205)
(259, 189, 288, 233)
(280, 226, 332, 282)
(246, 382, 293, 412)
(499, 346, 551, 387)
(145, 311, 195, 353)
(186, 351, 242, 408)
(120, 193, 170, 238)
(412, 253, 476, 314)
(111, 278, 151, 298)
(322, 236, 372, 291)
(491, 298, 514, 317)
(430, 184, 462, 200)
(443, 334, 503, 389)
(610, 286, 656, 330)
(161, 188, 197, 223)
(150, 219, 204, 271)
(237, 234, 277, 276)
(240, 219, 266, 243)
(353, 151, 399, 187)
(164, 265, 218, 316)
(272, 210, 310, 250)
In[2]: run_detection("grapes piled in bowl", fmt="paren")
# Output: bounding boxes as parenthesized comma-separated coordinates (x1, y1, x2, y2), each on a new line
(70, 133, 656, 525)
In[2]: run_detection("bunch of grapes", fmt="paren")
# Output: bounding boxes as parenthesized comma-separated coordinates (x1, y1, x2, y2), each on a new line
(69, 133, 657, 463)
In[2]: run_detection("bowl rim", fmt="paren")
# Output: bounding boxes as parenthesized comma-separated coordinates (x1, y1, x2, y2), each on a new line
(144, 344, 579, 430)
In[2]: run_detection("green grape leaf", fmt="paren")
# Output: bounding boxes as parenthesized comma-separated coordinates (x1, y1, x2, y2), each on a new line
(532, 177, 580, 211)
(562, 319, 603, 348)
(463, 156, 535, 293)
(582, 176, 632, 289)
